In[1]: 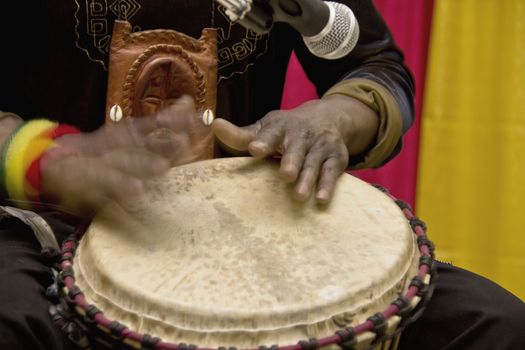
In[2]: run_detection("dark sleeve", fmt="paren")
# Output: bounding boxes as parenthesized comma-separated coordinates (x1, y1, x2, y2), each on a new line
(291, 0, 415, 166)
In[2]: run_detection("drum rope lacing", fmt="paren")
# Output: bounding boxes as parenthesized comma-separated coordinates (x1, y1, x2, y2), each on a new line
(46, 184, 436, 350)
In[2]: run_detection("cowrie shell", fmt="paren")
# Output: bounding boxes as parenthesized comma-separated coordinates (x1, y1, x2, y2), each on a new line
(202, 109, 214, 126)
(109, 104, 123, 122)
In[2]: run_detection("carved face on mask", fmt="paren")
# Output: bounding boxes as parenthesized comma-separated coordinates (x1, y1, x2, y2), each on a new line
(135, 57, 193, 116)
(105, 21, 218, 164)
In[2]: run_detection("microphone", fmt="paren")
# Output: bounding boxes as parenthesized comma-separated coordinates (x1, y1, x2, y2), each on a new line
(215, 0, 360, 60)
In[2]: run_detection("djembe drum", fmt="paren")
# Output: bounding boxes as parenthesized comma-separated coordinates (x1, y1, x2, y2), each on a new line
(50, 157, 435, 350)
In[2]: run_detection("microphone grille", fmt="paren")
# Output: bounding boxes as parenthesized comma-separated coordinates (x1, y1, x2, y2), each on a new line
(302, 2, 360, 60)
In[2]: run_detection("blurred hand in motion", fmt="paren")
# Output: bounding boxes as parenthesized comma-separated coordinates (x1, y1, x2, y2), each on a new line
(40, 96, 199, 215)
(212, 94, 378, 203)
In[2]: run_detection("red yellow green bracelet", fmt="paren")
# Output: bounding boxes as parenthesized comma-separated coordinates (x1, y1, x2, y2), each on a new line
(0, 119, 80, 209)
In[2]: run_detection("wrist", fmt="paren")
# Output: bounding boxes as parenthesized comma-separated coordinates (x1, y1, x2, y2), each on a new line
(0, 111, 24, 150)
(321, 93, 379, 157)
(322, 78, 404, 169)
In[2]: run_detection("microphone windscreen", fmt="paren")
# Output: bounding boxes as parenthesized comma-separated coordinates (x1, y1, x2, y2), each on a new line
(302, 1, 360, 60)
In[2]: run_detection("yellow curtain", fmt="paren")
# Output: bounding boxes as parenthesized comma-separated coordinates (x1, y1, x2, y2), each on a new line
(417, 0, 525, 300)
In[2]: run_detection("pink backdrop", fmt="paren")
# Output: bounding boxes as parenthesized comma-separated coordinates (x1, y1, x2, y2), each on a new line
(280, 0, 434, 208)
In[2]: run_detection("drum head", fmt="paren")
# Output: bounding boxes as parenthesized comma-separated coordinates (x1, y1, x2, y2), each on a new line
(74, 157, 418, 347)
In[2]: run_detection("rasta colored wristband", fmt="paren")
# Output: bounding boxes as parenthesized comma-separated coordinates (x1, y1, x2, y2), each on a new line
(0, 119, 80, 210)
(25, 125, 81, 204)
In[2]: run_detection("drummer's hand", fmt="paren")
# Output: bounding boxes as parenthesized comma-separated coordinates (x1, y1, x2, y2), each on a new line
(40, 97, 197, 215)
(212, 94, 378, 203)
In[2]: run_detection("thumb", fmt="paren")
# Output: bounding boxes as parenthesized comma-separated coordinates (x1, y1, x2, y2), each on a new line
(211, 118, 258, 152)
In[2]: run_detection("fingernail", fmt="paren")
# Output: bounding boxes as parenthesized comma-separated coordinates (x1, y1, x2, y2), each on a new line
(316, 189, 330, 203)
(248, 141, 269, 157)
(280, 165, 298, 183)
(153, 159, 170, 173)
(127, 180, 144, 195)
(294, 184, 310, 202)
